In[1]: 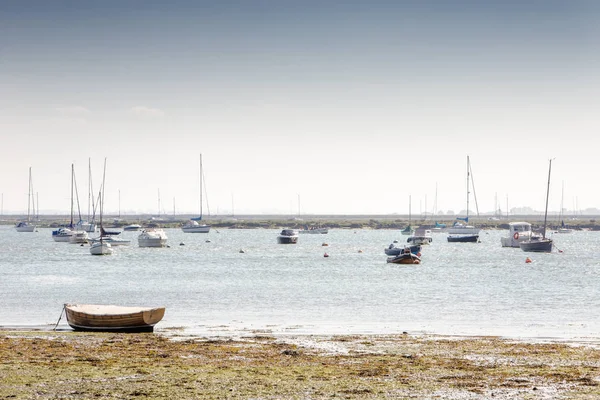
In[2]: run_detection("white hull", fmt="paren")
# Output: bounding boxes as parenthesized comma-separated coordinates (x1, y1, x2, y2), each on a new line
(138, 238, 168, 247)
(501, 222, 536, 248)
(298, 228, 328, 234)
(90, 236, 131, 246)
(53, 235, 73, 242)
(138, 229, 168, 248)
(447, 226, 480, 235)
(15, 224, 36, 232)
(69, 231, 89, 244)
(182, 225, 210, 233)
(90, 242, 113, 255)
(123, 224, 141, 231)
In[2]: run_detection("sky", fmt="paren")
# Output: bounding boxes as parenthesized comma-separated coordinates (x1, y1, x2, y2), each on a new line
(1, 0, 599, 216)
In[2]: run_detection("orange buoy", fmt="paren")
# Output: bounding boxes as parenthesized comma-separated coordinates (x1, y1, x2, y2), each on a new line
(358, 249, 363, 253)
(525, 257, 532, 264)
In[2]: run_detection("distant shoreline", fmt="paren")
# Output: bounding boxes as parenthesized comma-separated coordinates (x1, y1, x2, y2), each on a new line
(1, 214, 598, 231)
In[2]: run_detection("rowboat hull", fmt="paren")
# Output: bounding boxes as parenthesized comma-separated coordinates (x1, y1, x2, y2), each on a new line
(64, 304, 165, 332)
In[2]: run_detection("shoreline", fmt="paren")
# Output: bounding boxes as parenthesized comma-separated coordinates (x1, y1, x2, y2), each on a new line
(2, 329, 600, 399)
(3, 323, 600, 348)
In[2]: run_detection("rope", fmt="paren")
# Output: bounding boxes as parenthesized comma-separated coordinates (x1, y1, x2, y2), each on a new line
(53, 305, 65, 331)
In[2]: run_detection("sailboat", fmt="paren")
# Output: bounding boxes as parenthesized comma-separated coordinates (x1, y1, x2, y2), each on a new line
(77, 158, 98, 233)
(182, 154, 211, 233)
(556, 182, 573, 233)
(90, 158, 113, 256)
(52, 164, 76, 242)
(520, 159, 554, 253)
(400, 195, 414, 235)
(447, 156, 480, 243)
(15, 167, 37, 232)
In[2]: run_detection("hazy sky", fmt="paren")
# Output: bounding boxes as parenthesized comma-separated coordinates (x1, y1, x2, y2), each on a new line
(1, 1, 599, 216)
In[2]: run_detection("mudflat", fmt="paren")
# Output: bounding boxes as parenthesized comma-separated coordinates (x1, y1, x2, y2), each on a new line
(1, 331, 599, 399)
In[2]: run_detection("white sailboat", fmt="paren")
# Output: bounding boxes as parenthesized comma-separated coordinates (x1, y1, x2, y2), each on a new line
(447, 156, 480, 243)
(15, 167, 37, 232)
(520, 159, 554, 253)
(52, 164, 76, 242)
(90, 158, 113, 256)
(182, 153, 211, 233)
(557, 182, 573, 234)
(400, 195, 414, 235)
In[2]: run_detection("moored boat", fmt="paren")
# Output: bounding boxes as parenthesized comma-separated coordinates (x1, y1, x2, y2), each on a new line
(385, 243, 422, 256)
(447, 156, 480, 243)
(89, 235, 131, 246)
(407, 228, 433, 245)
(69, 230, 89, 244)
(501, 222, 537, 248)
(52, 227, 74, 242)
(520, 159, 554, 253)
(138, 229, 168, 247)
(298, 225, 329, 234)
(90, 241, 113, 255)
(277, 229, 299, 244)
(123, 224, 141, 231)
(182, 219, 210, 233)
(63, 303, 165, 332)
(15, 167, 37, 232)
(386, 248, 421, 264)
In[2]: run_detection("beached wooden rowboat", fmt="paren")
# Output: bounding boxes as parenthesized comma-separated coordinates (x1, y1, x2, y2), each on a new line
(64, 304, 165, 332)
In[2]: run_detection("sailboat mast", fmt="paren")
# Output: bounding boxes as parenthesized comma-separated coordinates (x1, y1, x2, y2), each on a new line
(100, 158, 107, 228)
(542, 159, 552, 239)
(70, 164, 74, 227)
(408, 195, 412, 225)
(466, 156, 470, 221)
(199, 154, 203, 219)
(27, 167, 32, 222)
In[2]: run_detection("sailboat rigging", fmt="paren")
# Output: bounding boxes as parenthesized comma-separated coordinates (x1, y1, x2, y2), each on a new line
(401, 195, 413, 235)
(15, 167, 37, 232)
(447, 156, 480, 243)
(182, 154, 211, 233)
(520, 159, 554, 253)
(90, 158, 113, 255)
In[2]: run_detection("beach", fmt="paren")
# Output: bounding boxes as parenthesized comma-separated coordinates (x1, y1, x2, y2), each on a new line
(1, 330, 599, 399)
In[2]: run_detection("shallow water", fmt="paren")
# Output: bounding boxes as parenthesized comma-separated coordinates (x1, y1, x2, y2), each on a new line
(1, 225, 599, 340)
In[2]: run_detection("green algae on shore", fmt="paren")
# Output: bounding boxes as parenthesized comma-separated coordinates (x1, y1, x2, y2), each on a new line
(1, 331, 599, 399)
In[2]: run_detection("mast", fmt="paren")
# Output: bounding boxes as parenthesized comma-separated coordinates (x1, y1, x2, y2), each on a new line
(408, 195, 412, 226)
(157, 189, 161, 217)
(100, 158, 107, 242)
(88, 158, 91, 222)
(199, 154, 203, 219)
(70, 164, 74, 228)
(542, 159, 552, 239)
(27, 167, 32, 222)
(466, 156, 470, 222)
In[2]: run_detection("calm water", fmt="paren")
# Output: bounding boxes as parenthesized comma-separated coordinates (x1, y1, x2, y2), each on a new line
(1, 225, 599, 340)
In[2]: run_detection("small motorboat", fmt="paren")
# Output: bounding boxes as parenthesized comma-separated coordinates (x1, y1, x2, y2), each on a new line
(277, 229, 299, 244)
(138, 229, 168, 247)
(63, 303, 165, 332)
(385, 243, 421, 256)
(386, 248, 421, 264)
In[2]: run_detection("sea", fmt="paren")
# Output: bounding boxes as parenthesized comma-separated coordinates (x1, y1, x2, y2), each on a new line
(1, 225, 599, 341)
